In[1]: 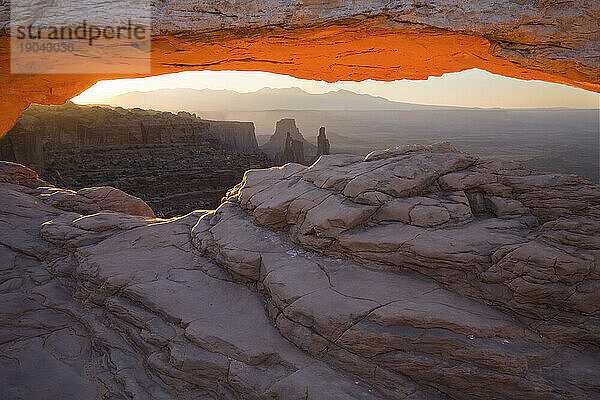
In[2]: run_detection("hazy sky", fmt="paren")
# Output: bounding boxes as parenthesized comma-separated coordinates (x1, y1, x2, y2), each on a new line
(73, 68, 599, 109)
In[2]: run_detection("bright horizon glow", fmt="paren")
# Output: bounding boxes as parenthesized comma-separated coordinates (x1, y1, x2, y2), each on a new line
(72, 69, 600, 109)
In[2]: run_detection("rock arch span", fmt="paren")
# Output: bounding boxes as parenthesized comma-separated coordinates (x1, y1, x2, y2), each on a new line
(0, 0, 598, 136)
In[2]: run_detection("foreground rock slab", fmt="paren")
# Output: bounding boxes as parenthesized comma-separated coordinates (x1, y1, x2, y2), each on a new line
(1, 0, 599, 138)
(1, 144, 599, 399)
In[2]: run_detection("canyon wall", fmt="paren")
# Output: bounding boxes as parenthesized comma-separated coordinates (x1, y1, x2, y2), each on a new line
(0, 103, 259, 173)
(0, 103, 271, 217)
(0, 0, 598, 137)
(206, 120, 259, 155)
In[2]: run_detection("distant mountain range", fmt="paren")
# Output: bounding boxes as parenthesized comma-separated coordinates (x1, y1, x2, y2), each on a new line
(103, 87, 476, 112)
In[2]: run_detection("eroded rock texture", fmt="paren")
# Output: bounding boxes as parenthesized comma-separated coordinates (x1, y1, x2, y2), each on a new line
(1, 143, 599, 399)
(1, 102, 261, 172)
(313, 127, 330, 163)
(0, 103, 272, 217)
(261, 119, 316, 163)
(275, 133, 306, 166)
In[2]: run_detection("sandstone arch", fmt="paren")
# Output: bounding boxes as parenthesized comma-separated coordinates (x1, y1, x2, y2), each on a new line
(0, 0, 598, 136)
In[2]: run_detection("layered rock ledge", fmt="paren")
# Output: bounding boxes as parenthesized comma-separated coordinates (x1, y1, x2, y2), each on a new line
(0, 102, 272, 217)
(1, 143, 599, 399)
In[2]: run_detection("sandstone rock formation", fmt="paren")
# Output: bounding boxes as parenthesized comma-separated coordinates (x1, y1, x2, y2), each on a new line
(0, 161, 156, 220)
(208, 120, 260, 155)
(261, 119, 316, 163)
(311, 127, 330, 164)
(275, 133, 305, 166)
(0, 103, 272, 217)
(1, 0, 599, 138)
(1, 102, 259, 172)
(1, 142, 599, 399)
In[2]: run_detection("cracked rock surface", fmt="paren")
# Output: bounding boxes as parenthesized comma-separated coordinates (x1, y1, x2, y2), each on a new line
(1, 144, 599, 399)
(1, 0, 599, 140)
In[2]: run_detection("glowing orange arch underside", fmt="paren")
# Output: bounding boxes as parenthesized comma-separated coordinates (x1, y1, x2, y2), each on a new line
(0, 25, 597, 137)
